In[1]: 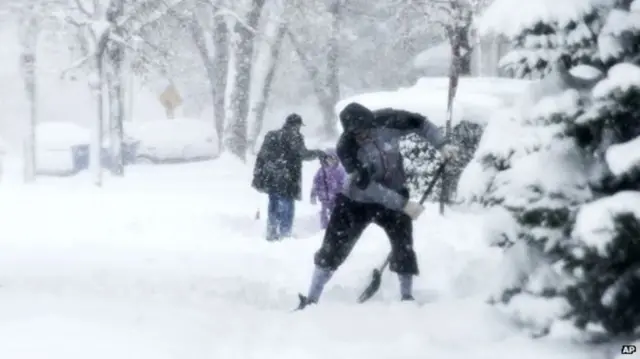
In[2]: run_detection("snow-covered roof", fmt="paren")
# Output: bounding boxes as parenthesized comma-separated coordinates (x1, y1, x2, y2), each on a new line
(476, 0, 606, 37)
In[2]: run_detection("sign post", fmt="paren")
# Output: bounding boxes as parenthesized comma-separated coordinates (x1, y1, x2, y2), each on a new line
(159, 84, 182, 119)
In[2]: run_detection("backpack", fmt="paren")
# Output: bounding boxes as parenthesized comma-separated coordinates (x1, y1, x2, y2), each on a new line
(260, 130, 286, 163)
(252, 130, 286, 193)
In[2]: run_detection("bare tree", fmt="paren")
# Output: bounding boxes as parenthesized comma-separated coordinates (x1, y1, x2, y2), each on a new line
(105, 0, 126, 175)
(248, 21, 287, 152)
(285, 0, 345, 139)
(18, 4, 40, 183)
(324, 0, 341, 136)
(62, 0, 114, 185)
(62, 0, 190, 183)
(438, 0, 475, 214)
(225, 0, 267, 160)
(401, 0, 485, 213)
(184, 2, 229, 149)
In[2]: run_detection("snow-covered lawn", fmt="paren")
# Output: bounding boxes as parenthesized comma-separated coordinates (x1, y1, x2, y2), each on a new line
(0, 156, 604, 358)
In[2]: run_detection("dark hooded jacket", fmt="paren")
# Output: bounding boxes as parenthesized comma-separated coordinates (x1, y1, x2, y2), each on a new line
(336, 102, 446, 211)
(252, 119, 320, 200)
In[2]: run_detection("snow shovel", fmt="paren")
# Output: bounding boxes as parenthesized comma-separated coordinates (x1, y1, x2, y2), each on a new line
(357, 160, 448, 304)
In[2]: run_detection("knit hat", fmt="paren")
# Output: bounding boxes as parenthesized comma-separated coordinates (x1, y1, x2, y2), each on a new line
(284, 113, 304, 127)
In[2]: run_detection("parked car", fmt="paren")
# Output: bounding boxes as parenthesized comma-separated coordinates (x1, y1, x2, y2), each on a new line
(35, 122, 91, 176)
(35, 122, 138, 176)
(124, 118, 219, 164)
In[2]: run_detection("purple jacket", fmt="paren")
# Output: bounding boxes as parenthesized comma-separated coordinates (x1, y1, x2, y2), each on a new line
(311, 162, 346, 204)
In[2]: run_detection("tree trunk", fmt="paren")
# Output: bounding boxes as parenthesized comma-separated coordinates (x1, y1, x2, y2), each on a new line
(226, 0, 265, 160)
(212, 13, 229, 151)
(91, 32, 110, 187)
(19, 15, 38, 183)
(439, 26, 466, 214)
(107, 1, 125, 176)
(248, 23, 287, 153)
(457, 26, 472, 75)
(92, 53, 105, 187)
(21, 50, 36, 183)
(107, 53, 125, 176)
(125, 44, 134, 122)
(324, 0, 342, 138)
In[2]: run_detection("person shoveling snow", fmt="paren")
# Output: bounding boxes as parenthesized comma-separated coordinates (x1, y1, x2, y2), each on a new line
(296, 102, 458, 310)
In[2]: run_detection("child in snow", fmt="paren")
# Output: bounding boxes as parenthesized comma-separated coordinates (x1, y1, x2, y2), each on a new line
(310, 149, 347, 229)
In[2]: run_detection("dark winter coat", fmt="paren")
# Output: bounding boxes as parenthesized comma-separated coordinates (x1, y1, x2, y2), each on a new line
(336, 102, 446, 211)
(252, 123, 320, 200)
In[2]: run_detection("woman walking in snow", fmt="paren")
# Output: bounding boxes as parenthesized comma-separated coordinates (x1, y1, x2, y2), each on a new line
(310, 149, 347, 229)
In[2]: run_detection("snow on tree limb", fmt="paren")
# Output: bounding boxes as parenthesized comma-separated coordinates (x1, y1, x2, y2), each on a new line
(285, 28, 330, 100)
(591, 63, 640, 99)
(476, 0, 605, 37)
(59, 53, 94, 78)
(572, 191, 640, 256)
(73, 0, 96, 17)
(605, 137, 640, 177)
(123, 0, 192, 33)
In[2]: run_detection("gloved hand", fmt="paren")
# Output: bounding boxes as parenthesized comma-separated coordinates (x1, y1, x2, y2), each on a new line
(352, 164, 371, 190)
(316, 150, 328, 162)
(403, 200, 425, 220)
(440, 144, 458, 161)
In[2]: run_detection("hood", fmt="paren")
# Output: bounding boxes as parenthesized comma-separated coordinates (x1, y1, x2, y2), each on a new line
(321, 148, 339, 167)
(324, 148, 337, 158)
(339, 102, 375, 133)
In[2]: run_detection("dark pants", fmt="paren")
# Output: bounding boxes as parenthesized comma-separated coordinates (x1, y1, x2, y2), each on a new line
(267, 193, 295, 241)
(314, 193, 418, 275)
(319, 199, 336, 229)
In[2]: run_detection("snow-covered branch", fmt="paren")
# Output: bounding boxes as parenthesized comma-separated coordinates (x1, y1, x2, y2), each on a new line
(59, 53, 93, 78)
(72, 0, 94, 18)
(122, 0, 191, 33)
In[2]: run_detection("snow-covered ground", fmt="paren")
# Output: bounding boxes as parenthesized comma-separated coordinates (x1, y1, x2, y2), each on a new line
(0, 155, 606, 359)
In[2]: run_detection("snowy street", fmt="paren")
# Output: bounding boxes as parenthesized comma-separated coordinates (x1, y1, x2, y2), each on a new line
(0, 158, 602, 358)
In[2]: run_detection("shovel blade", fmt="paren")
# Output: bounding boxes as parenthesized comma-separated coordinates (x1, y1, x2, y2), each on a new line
(357, 269, 382, 303)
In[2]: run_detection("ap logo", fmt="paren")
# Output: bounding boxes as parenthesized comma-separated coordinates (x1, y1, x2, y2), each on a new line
(621, 345, 637, 355)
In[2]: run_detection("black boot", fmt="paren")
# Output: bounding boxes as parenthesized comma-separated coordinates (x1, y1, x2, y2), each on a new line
(294, 293, 316, 311)
(401, 294, 415, 301)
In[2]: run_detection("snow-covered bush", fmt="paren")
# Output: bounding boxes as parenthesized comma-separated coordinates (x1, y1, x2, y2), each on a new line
(401, 120, 483, 201)
(560, 10, 640, 333)
(475, 88, 593, 337)
(477, 0, 606, 78)
(478, 0, 606, 78)
(471, 0, 640, 339)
